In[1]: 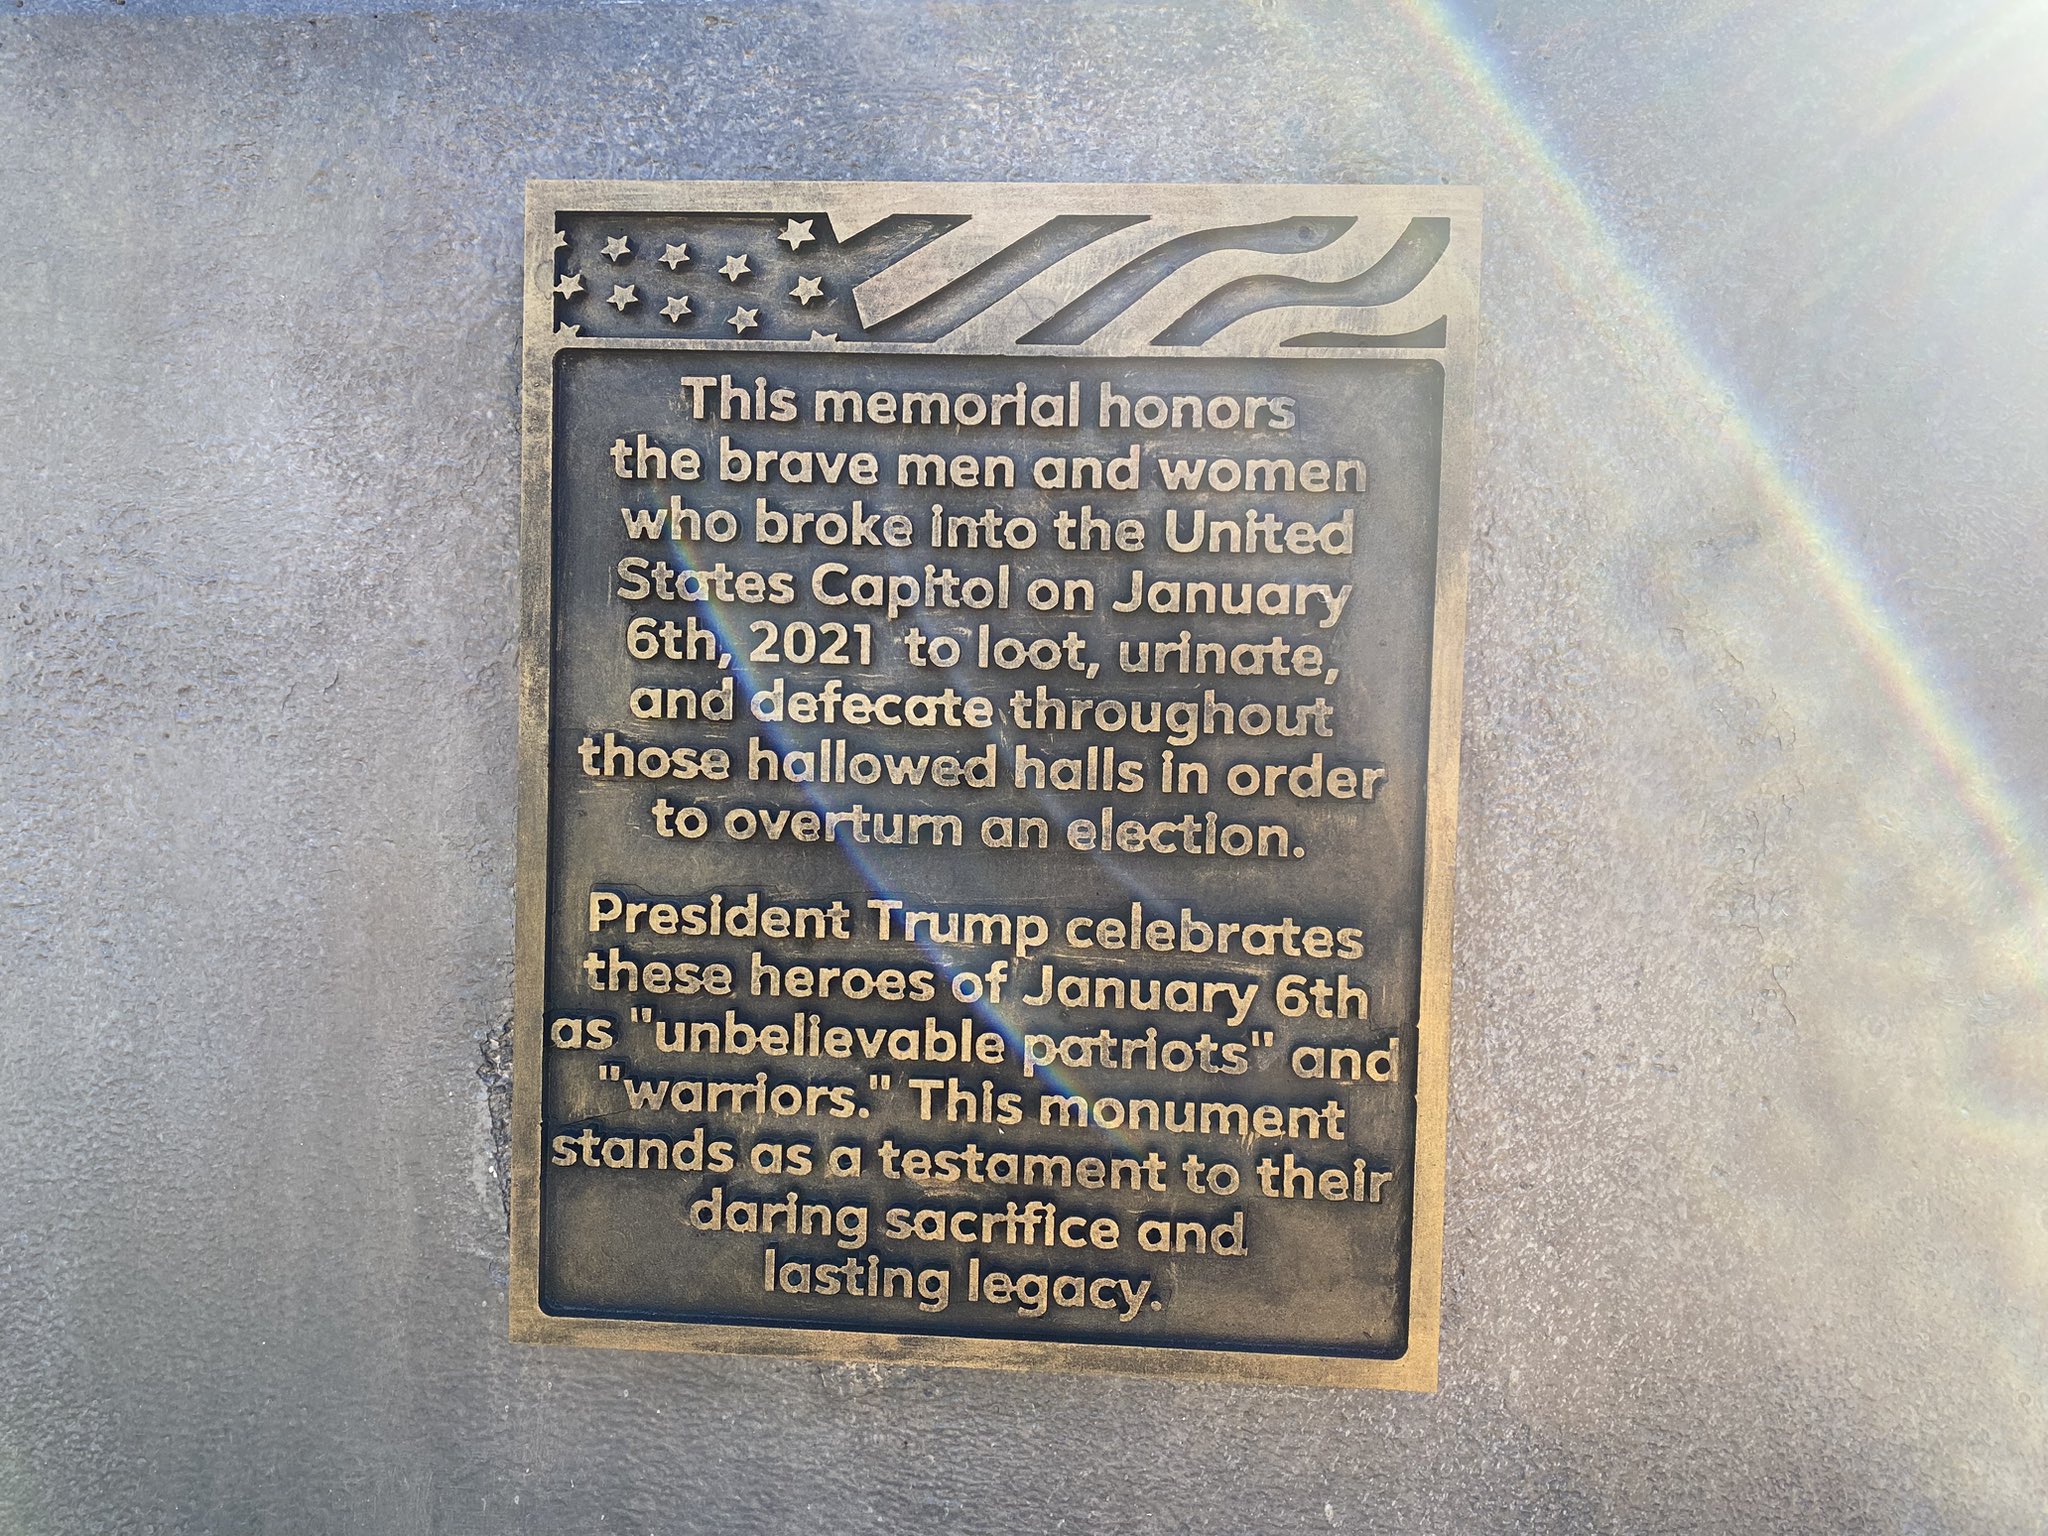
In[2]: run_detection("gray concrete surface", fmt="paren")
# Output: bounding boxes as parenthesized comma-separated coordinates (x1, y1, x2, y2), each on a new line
(2, 2, 2044, 1532)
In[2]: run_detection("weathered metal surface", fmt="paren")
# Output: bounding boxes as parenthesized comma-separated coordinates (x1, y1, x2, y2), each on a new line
(513, 181, 1479, 1386)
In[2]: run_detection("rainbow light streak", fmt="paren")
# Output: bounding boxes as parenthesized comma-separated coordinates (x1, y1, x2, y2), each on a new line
(1396, 0, 2048, 995)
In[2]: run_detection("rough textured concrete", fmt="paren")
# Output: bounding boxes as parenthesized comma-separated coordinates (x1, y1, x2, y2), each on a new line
(2, 3, 2043, 1532)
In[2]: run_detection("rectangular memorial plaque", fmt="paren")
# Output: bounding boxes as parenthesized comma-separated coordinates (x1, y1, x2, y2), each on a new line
(511, 180, 1478, 1388)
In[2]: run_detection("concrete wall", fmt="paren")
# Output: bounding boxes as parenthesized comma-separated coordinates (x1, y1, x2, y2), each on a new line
(2, 3, 2043, 1531)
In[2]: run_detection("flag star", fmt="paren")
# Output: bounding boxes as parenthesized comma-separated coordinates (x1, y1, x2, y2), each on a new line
(809, 330, 839, 344)
(660, 294, 692, 323)
(550, 229, 569, 254)
(728, 306, 759, 334)
(777, 218, 816, 251)
(719, 253, 751, 282)
(659, 242, 691, 270)
(607, 283, 639, 311)
(553, 271, 584, 299)
(557, 322, 581, 337)
(602, 234, 632, 261)
(789, 275, 824, 306)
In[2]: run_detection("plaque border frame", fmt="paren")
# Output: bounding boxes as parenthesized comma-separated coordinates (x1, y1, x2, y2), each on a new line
(511, 178, 1479, 1391)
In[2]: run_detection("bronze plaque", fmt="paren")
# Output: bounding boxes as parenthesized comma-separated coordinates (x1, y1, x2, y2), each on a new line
(512, 180, 1479, 1388)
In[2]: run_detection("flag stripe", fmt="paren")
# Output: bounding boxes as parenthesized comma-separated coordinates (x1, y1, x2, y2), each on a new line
(1150, 218, 1452, 347)
(858, 215, 1148, 339)
(1017, 216, 1357, 345)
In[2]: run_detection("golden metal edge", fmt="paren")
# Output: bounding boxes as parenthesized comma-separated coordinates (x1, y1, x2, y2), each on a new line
(507, 1307, 1435, 1392)
(1406, 192, 1483, 1400)
(525, 177, 1480, 220)
(510, 179, 1478, 1392)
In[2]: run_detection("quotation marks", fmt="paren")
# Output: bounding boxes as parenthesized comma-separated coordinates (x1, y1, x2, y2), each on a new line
(863, 1072, 893, 1118)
